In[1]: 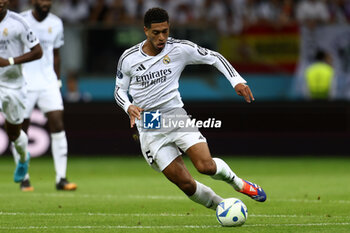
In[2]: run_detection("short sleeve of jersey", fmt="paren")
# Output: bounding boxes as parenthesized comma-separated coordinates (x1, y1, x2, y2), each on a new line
(19, 17, 39, 49)
(54, 19, 64, 49)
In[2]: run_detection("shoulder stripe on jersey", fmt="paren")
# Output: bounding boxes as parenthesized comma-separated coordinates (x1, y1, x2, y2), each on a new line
(117, 48, 139, 69)
(167, 38, 195, 47)
(211, 52, 235, 77)
(180, 41, 195, 47)
(9, 12, 30, 30)
(167, 41, 195, 48)
(118, 47, 138, 64)
(169, 41, 195, 48)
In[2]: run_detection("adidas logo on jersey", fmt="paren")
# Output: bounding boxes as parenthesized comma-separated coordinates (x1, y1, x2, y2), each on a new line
(136, 64, 146, 71)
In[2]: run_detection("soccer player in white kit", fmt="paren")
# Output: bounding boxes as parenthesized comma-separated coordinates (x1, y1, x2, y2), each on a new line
(115, 8, 266, 210)
(0, 0, 42, 185)
(10, 0, 77, 191)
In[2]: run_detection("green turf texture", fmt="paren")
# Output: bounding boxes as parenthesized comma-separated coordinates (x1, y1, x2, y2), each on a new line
(0, 155, 349, 233)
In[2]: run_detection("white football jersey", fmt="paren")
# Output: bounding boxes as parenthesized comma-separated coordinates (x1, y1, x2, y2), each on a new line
(0, 10, 39, 89)
(115, 38, 246, 112)
(21, 10, 64, 90)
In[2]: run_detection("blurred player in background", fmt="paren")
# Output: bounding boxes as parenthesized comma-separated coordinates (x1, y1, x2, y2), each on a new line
(10, 0, 77, 191)
(0, 0, 42, 185)
(115, 7, 266, 211)
(305, 50, 335, 100)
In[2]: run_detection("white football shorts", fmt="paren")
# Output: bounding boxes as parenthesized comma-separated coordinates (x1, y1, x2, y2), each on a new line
(0, 85, 27, 125)
(24, 84, 64, 118)
(138, 108, 207, 172)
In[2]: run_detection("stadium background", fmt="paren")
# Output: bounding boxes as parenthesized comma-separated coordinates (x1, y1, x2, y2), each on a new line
(1, 0, 350, 156)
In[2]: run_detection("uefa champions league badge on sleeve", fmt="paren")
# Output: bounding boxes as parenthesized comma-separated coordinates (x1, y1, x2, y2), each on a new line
(143, 110, 161, 129)
(197, 45, 208, 56)
(116, 69, 123, 79)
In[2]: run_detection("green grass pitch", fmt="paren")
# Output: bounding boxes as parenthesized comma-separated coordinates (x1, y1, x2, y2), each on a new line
(0, 155, 349, 233)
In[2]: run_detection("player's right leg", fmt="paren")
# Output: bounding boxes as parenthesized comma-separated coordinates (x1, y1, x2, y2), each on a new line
(212, 157, 266, 202)
(185, 142, 267, 202)
(162, 155, 223, 210)
(38, 86, 76, 191)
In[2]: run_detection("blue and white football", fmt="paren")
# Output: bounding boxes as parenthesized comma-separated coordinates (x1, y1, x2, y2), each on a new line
(216, 198, 248, 227)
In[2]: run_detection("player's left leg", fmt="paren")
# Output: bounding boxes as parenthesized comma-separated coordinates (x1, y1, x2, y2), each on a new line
(5, 122, 30, 183)
(46, 110, 76, 191)
(186, 142, 266, 202)
(11, 90, 37, 191)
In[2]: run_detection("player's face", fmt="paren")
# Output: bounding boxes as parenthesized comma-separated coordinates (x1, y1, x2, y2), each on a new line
(0, 0, 9, 16)
(144, 21, 169, 52)
(33, 0, 51, 15)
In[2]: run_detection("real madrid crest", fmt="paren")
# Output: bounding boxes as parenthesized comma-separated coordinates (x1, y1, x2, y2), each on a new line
(163, 55, 170, 64)
(48, 27, 52, 34)
(3, 28, 8, 36)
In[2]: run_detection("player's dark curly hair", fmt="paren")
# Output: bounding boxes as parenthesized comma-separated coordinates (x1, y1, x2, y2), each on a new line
(144, 8, 169, 28)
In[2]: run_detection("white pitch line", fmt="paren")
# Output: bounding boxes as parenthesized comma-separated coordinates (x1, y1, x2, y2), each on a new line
(0, 193, 349, 204)
(0, 223, 349, 230)
(274, 198, 350, 204)
(0, 212, 208, 217)
(0, 193, 187, 200)
(330, 200, 350, 204)
(129, 195, 186, 200)
(1, 212, 350, 219)
(274, 198, 325, 203)
(0, 225, 220, 230)
(250, 214, 350, 219)
(247, 222, 350, 227)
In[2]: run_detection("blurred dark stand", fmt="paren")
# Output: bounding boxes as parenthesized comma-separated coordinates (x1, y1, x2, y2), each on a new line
(64, 101, 350, 156)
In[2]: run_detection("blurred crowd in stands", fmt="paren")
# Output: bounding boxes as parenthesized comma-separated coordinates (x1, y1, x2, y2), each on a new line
(8, 0, 350, 34)
(7, 0, 350, 101)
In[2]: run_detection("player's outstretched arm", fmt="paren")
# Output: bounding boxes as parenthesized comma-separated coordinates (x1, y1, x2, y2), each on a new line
(0, 44, 42, 67)
(127, 105, 144, 128)
(235, 83, 255, 103)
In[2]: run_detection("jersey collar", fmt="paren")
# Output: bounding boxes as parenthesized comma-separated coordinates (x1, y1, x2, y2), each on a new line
(139, 40, 169, 58)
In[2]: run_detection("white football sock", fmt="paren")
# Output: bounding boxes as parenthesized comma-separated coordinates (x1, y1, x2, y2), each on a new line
(188, 180, 223, 210)
(10, 142, 30, 181)
(51, 131, 68, 183)
(211, 158, 243, 191)
(13, 130, 28, 163)
(11, 142, 20, 163)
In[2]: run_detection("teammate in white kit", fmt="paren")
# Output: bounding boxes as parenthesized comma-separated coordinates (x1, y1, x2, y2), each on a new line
(115, 8, 266, 210)
(11, 0, 77, 191)
(0, 0, 42, 185)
